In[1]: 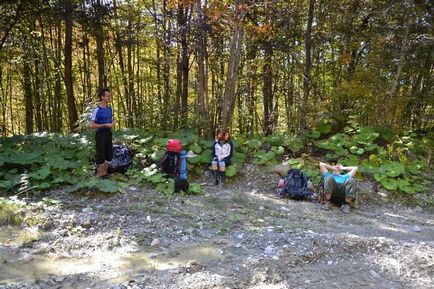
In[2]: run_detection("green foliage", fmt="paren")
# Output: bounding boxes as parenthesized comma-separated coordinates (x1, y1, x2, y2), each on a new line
(253, 150, 276, 165)
(0, 198, 23, 226)
(0, 133, 104, 194)
(315, 119, 332, 135)
(225, 166, 237, 177)
(188, 183, 203, 195)
(245, 139, 262, 150)
(0, 128, 430, 198)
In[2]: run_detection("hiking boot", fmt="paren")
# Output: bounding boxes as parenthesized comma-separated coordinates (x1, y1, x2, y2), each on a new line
(219, 171, 226, 187)
(96, 164, 105, 177)
(341, 203, 351, 214)
(212, 170, 219, 186)
(321, 201, 331, 210)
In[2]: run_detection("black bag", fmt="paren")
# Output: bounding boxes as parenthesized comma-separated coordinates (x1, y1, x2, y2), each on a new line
(279, 169, 312, 200)
(159, 151, 180, 176)
(108, 144, 132, 173)
(175, 178, 189, 193)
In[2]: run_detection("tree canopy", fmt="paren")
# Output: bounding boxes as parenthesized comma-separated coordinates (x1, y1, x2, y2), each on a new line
(0, 0, 432, 137)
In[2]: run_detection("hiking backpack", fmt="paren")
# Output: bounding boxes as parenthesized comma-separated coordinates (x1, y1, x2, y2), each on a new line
(278, 169, 312, 200)
(159, 139, 182, 176)
(108, 144, 132, 173)
(159, 139, 189, 192)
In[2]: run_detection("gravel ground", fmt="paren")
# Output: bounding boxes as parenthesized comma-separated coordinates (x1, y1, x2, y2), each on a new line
(1, 164, 433, 289)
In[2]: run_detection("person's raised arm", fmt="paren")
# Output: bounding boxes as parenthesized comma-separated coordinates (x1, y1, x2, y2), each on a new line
(319, 162, 333, 175)
(339, 164, 358, 178)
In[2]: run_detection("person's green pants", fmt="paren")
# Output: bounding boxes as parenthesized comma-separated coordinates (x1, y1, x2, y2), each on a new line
(324, 176, 357, 199)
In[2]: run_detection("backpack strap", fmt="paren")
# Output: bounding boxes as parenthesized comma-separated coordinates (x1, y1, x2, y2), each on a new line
(159, 151, 168, 172)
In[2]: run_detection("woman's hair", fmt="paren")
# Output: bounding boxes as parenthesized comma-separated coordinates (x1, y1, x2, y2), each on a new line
(97, 88, 111, 101)
(217, 129, 230, 141)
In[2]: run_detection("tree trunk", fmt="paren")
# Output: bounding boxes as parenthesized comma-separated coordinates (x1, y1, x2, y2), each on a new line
(95, 0, 105, 89)
(174, 46, 182, 130)
(162, 0, 170, 131)
(385, 16, 411, 121)
(245, 43, 257, 136)
(262, 42, 273, 135)
(23, 39, 33, 134)
(113, 0, 129, 128)
(127, 15, 135, 127)
(64, 0, 78, 132)
(152, 0, 163, 127)
(179, 5, 190, 128)
(300, 0, 315, 132)
(196, 0, 210, 137)
(221, 0, 245, 129)
(33, 19, 42, 132)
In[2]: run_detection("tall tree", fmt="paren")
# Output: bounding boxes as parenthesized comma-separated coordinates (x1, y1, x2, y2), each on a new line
(23, 37, 33, 134)
(196, 0, 210, 136)
(300, 0, 315, 132)
(64, 0, 78, 132)
(221, 0, 246, 129)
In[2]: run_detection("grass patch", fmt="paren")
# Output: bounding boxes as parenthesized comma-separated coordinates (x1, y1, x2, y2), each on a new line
(0, 199, 23, 226)
(207, 196, 226, 210)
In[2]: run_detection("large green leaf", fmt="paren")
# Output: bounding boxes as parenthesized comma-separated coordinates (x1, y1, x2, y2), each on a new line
(189, 144, 202, 154)
(315, 120, 332, 134)
(148, 173, 164, 184)
(354, 127, 379, 143)
(285, 137, 303, 153)
(271, 146, 285, 155)
(380, 178, 398, 191)
(245, 139, 262, 150)
(199, 139, 214, 148)
(383, 161, 406, 177)
(225, 166, 237, 177)
(98, 179, 118, 193)
(151, 150, 165, 162)
(188, 183, 203, 194)
(29, 166, 51, 180)
(253, 150, 276, 165)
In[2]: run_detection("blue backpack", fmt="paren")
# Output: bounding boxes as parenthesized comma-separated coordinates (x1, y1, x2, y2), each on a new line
(279, 169, 312, 200)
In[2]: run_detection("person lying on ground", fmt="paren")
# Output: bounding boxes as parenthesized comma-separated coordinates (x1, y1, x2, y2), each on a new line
(319, 162, 358, 213)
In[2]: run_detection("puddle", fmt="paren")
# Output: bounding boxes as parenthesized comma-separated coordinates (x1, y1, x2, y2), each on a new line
(121, 245, 223, 271)
(0, 244, 223, 284)
(0, 227, 40, 246)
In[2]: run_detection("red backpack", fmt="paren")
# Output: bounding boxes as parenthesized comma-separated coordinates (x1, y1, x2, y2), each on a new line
(159, 139, 182, 176)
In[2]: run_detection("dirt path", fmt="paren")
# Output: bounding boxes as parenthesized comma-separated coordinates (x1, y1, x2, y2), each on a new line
(1, 166, 433, 289)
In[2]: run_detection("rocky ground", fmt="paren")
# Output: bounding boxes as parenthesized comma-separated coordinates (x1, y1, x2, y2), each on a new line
(1, 164, 433, 289)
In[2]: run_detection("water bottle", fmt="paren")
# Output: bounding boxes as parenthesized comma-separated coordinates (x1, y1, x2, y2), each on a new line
(179, 150, 187, 180)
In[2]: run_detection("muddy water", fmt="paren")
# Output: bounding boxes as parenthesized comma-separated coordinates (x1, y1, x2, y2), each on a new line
(0, 227, 40, 246)
(0, 243, 223, 284)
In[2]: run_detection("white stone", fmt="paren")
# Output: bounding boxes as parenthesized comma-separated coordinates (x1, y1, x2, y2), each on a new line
(54, 276, 65, 282)
(82, 207, 91, 213)
(370, 270, 380, 279)
(151, 239, 160, 247)
(412, 225, 422, 232)
(264, 245, 275, 255)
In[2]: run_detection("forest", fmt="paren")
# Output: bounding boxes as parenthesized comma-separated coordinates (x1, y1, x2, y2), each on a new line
(1, 1, 434, 288)
(0, 0, 432, 137)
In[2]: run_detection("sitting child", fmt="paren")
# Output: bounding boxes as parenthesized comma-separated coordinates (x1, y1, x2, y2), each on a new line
(211, 129, 233, 186)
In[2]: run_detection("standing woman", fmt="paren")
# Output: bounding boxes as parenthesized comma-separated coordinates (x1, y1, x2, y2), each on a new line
(89, 88, 115, 178)
(211, 129, 234, 186)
